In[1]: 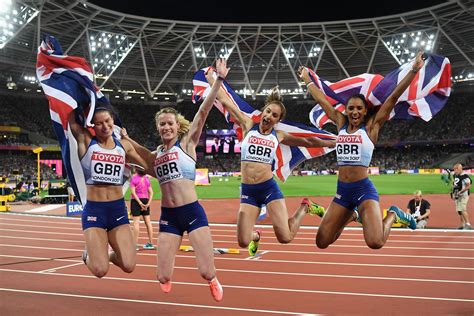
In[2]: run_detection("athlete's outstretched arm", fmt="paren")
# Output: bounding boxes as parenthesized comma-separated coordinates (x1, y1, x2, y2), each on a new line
(185, 58, 230, 147)
(277, 130, 336, 148)
(298, 66, 346, 129)
(206, 70, 254, 135)
(370, 51, 424, 141)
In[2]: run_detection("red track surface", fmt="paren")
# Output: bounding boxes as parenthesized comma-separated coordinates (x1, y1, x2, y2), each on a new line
(1, 213, 473, 315)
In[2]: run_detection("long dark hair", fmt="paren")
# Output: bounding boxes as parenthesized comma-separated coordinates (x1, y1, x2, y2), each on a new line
(347, 94, 377, 121)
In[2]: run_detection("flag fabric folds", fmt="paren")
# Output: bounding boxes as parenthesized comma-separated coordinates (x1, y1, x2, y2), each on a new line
(36, 35, 123, 205)
(192, 68, 336, 182)
(308, 54, 451, 128)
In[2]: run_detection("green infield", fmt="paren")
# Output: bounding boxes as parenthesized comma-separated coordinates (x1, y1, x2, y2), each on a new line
(124, 174, 451, 200)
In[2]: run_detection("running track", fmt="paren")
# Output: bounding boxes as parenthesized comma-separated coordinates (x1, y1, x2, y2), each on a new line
(0, 213, 473, 315)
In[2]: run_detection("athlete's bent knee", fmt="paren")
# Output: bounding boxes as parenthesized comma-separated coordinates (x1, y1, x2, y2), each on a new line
(199, 270, 215, 282)
(157, 274, 171, 284)
(91, 265, 109, 278)
(121, 261, 135, 273)
(366, 240, 384, 249)
(315, 232, 330, 249)
(276, 235, 292, 244)
(238, 237, 250, 248)
(315, 238, 329, 249)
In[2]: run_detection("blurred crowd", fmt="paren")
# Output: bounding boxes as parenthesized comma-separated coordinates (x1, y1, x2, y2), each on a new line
(0, 91, 472, 177)
(0, 154, 60, 182)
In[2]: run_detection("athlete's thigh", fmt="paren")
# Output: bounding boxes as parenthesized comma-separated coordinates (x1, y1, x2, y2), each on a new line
(157, 232, 182, 267)
(358, 199, 383, 241)
(108, 224, 135, 258)
(237, 203, 261, 238)
(266, 198, 289, 233)
(318, 201, 353, 238)
(84, 227, 109, 264)
(188, 226, 214, 269)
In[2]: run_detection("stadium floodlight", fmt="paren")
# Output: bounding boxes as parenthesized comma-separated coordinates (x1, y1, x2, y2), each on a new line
(23, 75, 37, 84)
(193, 44, 206, 58)
(283, 44, 295, 59)
(453, 72, 474, 83)
(382, 30, 436, 65)
(88, 31, 137, 81)
(308, 43, 321, 58)
(0, 0, 38, 49)
(218, 44, 233, 59)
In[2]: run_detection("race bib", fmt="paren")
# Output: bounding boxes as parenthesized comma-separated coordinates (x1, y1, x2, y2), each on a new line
(154, 151, 182, 184)
(91, 151, 125, 184)
(336, 135, 362, 163)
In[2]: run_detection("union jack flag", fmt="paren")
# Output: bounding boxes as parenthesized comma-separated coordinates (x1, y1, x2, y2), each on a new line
(36, 35, 123, 205)
(309, 53, 451, 128)
(192, 68, 336, 182)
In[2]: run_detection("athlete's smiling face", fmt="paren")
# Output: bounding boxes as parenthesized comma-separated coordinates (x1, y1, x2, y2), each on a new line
(346, 97, 367, 127)
(157, 113, 179, 142)
(92, 110, 114, 139)
(260, 103, 282, 129)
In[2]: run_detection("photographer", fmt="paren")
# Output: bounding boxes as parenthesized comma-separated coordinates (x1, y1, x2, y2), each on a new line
(450, 163, 472, 230)
(406, 190, 431, 229)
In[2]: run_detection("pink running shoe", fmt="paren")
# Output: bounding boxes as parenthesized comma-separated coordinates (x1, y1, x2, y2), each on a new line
(209, 277, 223, 302)
(160, 281, 172, 293)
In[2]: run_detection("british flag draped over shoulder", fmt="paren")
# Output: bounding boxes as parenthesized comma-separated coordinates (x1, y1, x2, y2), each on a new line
(308, 53, 452, 128)
(36, 35, 124, 205)
(192, 68, 336, 182)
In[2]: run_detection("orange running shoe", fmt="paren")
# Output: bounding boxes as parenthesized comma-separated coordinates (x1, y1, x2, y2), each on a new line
(209, 277, 223, 302)
(160, 281, 172, 293)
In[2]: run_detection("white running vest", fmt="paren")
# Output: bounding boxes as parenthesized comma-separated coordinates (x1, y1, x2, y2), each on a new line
(81, 137, 126, 185)
(336, 124, 374, 167)
(153, 141, 196, 184)
(240, 125, 279, 165)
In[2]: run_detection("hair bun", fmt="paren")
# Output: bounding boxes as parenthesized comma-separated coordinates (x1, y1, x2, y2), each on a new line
(266, 86, 282, 104)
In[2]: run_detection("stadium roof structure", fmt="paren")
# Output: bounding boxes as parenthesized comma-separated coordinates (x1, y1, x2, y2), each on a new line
(1, 0, 473, 101)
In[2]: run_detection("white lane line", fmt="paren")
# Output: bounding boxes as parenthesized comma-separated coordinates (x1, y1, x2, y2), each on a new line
(0, 288, 302, 315)
(1, 238, 472, 262)
(1, 270, 474, 303)
(1, 221, 473, 245)
(0, 228, 83, 237)
(3, 231, 472, 252)
(38, 262, 84, 273)
(24, 205, 65, 213)
(1, 244, 472, 271)
(1, 255, 473, 285)
(246, 251, 270, 260)
(2, 213, 474, 235)
(1, 224, 472, 251)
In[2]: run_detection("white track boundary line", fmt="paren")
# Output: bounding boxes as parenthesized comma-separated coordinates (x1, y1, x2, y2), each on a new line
(25, 205, 65, 213)
(2, 236, 473, 260)
(1, 244, 472, 270)
(1, 270, 473, 303)
(0, 288, 303, 315)
(3, 254, 472, 285)
(1, 231, 472, 252)
(3, 216, 473, 239)
(1, 222, 473, 249)
(2, 212, 474, 234)
(38, 262, 84, 273)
